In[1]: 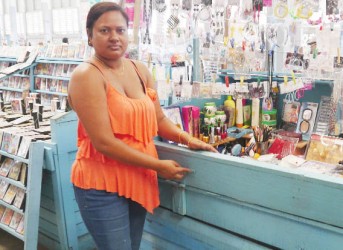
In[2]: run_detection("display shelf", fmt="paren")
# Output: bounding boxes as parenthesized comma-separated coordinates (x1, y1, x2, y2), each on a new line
(32, 111, 343, 250)
(0, 222, 24, 240)
(33, 58, 80, 107)
(0, 176, 26, 190)
(0, 65, 34, 81)
(0, 87, 25, 92)
(35, 74, 70, 81)
(0, 56, 35, 104)
(35, 90, 68, 97)
(36, 58, 83, 64)
(0, 149, 29, 164)
(0, 142, 44, 250)
(38, 111, 95, 250)
(12, 74, 30, 77)
(0, 57, 17, 62)
(218, 70, 334, 86)
(0, 199, 24, 214)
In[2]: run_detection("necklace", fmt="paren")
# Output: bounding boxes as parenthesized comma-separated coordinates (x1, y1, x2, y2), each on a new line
(94, 55, 125, 76)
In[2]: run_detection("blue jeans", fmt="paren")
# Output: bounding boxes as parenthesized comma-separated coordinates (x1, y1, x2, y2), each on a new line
(73, 186, 147, 250)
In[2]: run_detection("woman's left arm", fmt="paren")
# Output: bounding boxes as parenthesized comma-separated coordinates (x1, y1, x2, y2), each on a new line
(135, 61, 217, 153)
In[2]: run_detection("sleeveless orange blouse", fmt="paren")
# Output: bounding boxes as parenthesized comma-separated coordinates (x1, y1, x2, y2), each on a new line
(71, 60, 160, 213)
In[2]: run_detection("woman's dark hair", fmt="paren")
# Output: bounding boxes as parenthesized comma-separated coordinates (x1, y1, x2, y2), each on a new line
(86, 2, 129, 36)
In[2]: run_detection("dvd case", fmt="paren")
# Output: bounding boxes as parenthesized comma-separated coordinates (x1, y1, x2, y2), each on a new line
(9, 212, 23, 229)
(1, 208, 14, 225)
(3, 184, 18, 204)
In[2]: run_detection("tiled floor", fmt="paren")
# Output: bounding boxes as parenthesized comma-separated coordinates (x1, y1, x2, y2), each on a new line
(0, 229, 48, 250)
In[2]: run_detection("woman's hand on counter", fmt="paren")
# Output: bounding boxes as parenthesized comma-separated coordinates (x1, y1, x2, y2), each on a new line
(157, 160, 193, 181)
(187, 138, 218, 153)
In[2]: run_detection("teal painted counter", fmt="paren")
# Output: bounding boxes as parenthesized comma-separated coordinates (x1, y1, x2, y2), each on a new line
(37, 111, 343, 249)
(152, 141, 343, 249)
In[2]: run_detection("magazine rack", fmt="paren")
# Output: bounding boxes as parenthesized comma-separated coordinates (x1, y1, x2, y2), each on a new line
(0, 57, 35, 104)
(33, 57, 82, 108)
(0, 141, 44, 250)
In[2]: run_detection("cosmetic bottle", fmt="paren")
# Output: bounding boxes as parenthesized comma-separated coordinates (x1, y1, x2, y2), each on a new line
(251, 97, 260, 127)
(192, 107, 200, 138)
(243, 99, 251, 127)
(204, 102, 217, 115)
(235, 97, 243, 128)
(209, 126, 215, 144)
(221, 124, 228, 140)
(202, 126, 209, 143)
(224, 96, 235, 127)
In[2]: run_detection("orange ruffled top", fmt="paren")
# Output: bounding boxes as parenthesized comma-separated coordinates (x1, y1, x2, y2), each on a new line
(71, 60, 160, 213)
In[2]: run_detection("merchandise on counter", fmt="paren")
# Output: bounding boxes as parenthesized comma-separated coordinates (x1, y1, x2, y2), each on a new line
(296, 102, 318, 140)
(305, 134, 343, 165)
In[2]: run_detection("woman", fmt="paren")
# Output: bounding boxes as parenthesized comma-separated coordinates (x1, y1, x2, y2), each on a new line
(68, 2, 216, 250)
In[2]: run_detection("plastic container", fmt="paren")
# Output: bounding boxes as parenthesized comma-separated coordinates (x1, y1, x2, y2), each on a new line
(223, 96, 235, 127)
(215, 110, 226, 126)
(235, 97, 243, 128)
(203, 102, 217, 115)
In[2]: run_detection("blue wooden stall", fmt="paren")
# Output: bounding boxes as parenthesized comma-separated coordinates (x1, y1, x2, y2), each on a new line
(38, 112, 96, 250)
(144, 142, 343, 250)
(36, 111, 343, 250)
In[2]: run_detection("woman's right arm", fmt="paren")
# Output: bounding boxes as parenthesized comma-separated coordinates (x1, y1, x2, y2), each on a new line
(68, 64, 191, 180)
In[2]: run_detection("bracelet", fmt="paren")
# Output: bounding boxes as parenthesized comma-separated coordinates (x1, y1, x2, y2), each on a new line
(178, 131, 187, 144)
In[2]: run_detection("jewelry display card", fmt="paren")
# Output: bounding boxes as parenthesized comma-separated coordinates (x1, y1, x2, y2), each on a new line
(211, 82, 234, 96)
(173, 81, 182, 98)
(199, 82, 212, 98)
(191, 81, 201, 98)
(180, 81, 193, 100)
(296, 102, 318, 140)
(313, 96, 334, 135)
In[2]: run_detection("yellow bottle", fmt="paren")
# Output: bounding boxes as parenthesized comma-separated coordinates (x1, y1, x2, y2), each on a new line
(224, 96, 236, 127)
